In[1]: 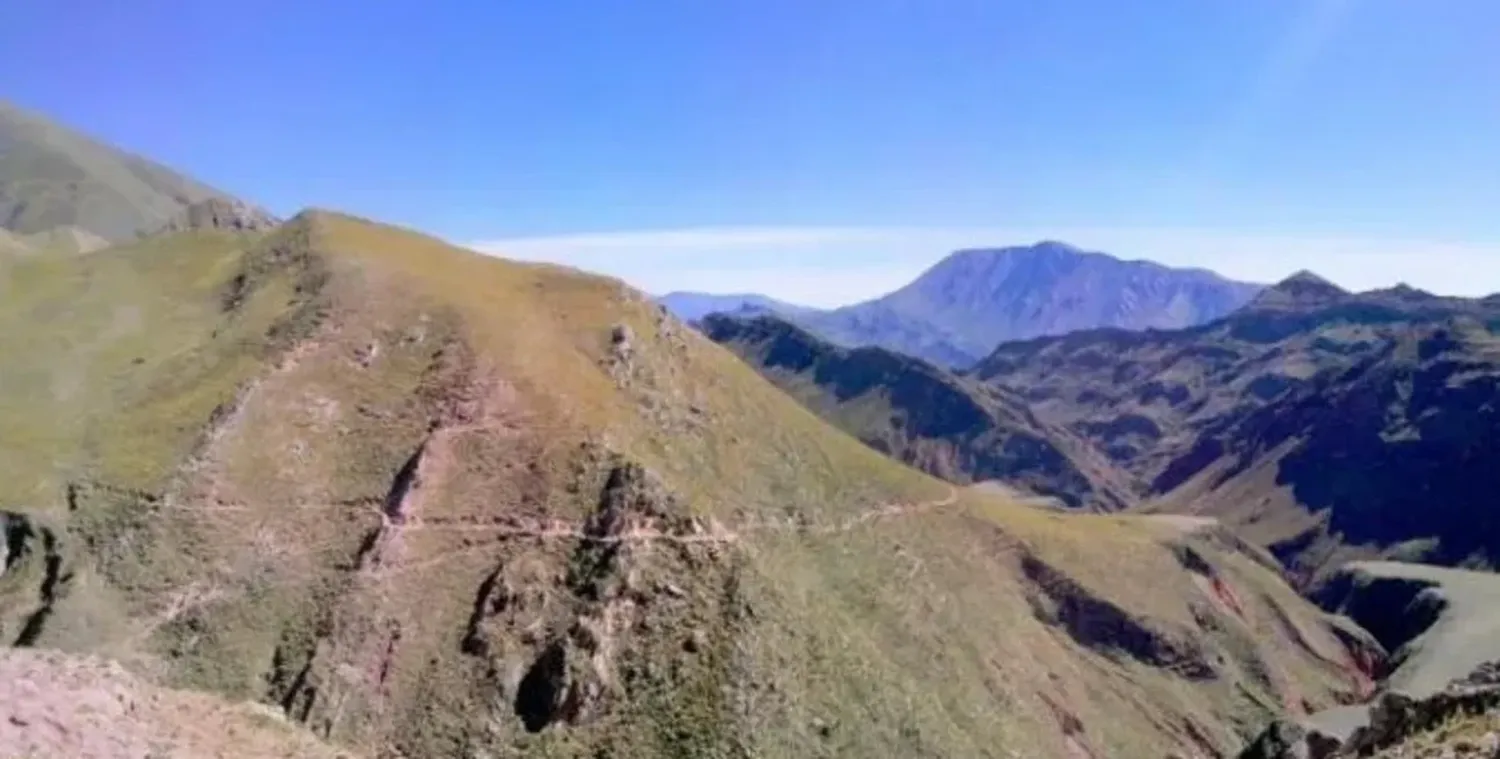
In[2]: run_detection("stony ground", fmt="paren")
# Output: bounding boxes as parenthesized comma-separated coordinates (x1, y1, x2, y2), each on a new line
(0, 647, 355, 759)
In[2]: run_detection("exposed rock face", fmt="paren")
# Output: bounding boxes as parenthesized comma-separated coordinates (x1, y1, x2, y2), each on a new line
(0, 511, 68, 647)
(1312, 564, 1448, 659)
(157, 197, 279, 234)
(1021, 551, 1214, 679)
(1311, 561, 1500, 700)
(1238, 719, 1343, 759)
(1239, 663, 1500, 758)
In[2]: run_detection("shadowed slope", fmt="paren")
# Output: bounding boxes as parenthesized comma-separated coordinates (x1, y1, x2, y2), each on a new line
(974, 273, 1500, 583)
(799, 241, 1262, 367)
(700, 312, 1136, 510)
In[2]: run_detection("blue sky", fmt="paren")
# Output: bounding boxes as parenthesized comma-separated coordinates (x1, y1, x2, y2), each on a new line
(3, 1, 1497, 305)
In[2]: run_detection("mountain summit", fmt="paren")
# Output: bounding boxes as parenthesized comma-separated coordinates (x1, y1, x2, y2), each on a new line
(797, 241, 1263, 366)
(1245, 270, 1350, 310)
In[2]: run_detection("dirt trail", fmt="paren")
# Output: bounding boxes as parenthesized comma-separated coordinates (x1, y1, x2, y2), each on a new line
(374, 484, 961, 580)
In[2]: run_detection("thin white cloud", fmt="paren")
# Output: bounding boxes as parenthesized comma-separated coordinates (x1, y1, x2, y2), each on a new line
(479, 226, 895, 252)
(467, 226, 1500, 309)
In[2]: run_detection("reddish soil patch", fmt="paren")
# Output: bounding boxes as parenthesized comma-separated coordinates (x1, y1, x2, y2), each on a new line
(1208, 576, 1248, 620)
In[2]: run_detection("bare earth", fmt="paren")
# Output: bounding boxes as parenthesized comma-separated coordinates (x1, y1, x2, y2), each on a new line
(0, 647, 355, 759)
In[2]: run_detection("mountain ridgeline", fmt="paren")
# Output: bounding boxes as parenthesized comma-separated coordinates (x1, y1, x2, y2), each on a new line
(2, 101, 1491, 759)
(656, 291, 812, 322)
(0, 209, 1376, 758)
(700, 313, 1134, 510)
(974, 273, 1500, 582)
(704, 270, 1500, 587)
(666, 241, 1263, 367)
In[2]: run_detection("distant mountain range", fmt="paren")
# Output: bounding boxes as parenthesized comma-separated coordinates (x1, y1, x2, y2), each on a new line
(655, 291, 812, 322)
(707, 269, 1500, 591)
(661, 241, 1264, 367)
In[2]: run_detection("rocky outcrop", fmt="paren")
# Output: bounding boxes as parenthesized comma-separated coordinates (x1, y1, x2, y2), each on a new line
(1312, 565, 1447, 659)
(1239, 662, 1500, 758)
(1238, 719, 1343, 759)
(0, 511, 70, 647)
(157, 197, 279, 234)
(1021, 552, 1215, 679)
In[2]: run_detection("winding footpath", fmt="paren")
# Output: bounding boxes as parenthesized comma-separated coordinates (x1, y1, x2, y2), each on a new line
(373, 482, 961, 579)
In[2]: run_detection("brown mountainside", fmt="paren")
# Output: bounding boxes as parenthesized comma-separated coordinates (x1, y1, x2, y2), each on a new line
(971, 274, 1500, 584)
(0, 210, 1377, 758)
(700, 312, 1135, 510)
(705, 271, 1500, 587)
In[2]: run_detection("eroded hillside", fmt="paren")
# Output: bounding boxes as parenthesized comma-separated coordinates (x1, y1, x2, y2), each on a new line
(700, 312, 1135, 510)
(0, 213, 1376, 758)
(971, 275, 1500, 583)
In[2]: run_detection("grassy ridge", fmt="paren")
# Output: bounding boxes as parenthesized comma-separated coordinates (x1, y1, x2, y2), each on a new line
(0, 211, 1366, 758)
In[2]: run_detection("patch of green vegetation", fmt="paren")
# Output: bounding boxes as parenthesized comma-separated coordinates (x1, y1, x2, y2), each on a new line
(0, 230, 298, 504)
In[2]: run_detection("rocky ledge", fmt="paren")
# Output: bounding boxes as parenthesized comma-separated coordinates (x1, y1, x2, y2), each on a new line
(1240, 662, 1500, 758)
(156, 197, 279, 234)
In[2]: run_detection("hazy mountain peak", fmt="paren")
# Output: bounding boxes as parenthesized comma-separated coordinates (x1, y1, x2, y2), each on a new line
(656, 291, 812, 322)
(800, 241, 1262, 366)
(1248, 269, 1349, 310)
(1280, 269, 1342, 289)
(953, 240, 1084, 260)
(1366, 281, 1438, 303)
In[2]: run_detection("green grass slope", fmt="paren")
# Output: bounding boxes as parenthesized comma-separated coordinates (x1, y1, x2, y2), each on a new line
(0, 99, 238, 241)
(0, 211, 1375, 758)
